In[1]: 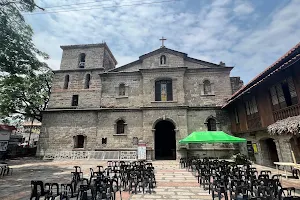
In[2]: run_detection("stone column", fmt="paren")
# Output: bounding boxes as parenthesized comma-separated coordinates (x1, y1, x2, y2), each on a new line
(255, 141, 264, 165)
(278, 138, 293, 163)
(274, 139, 283, 162)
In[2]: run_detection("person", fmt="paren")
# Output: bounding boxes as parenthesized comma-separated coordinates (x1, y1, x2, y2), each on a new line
(292, 167, 299, 178)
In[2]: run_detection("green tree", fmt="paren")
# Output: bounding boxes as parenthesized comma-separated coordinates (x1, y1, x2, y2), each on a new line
(0, 0, 52, 122)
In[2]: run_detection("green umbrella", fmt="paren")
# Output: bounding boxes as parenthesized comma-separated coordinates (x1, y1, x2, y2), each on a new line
(179, 131, 246, 144)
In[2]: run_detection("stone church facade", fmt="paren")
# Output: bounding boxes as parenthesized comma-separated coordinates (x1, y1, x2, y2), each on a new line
(37, 43, 242, 160)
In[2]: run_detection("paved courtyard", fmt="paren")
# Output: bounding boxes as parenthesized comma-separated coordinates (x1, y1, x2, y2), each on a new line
(0, 158, 300, 199)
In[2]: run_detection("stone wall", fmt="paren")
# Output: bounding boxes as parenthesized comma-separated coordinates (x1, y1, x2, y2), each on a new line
(40, 44, 241, 159)
(230, 77, 244, 94)
(239, 131, 294, 167)
(60, 47, 105, 70)
(49, 70, 102, 108)
(141, 68, 186, 106)
(38, 108, 232, 159)
(184, 60, 208, 68)
(100, 73, 142, 108)
(184, 70, 232, 106)
(48, 67, 234, 110)
(103, 48, 116, 71)
(142, 53, 184, 68)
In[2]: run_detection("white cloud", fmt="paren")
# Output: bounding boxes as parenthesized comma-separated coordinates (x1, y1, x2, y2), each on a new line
(25, 0, 300, 83)
(233, 1, 254, 15)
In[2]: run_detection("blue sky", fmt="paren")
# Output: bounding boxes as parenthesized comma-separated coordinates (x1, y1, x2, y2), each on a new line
(24, 0, 300, 83)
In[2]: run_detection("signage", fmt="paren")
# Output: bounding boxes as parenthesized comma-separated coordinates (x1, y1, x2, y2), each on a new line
(0, 130, 10, 141)
(252, 143, 258, 153)
(138, 141, 146, 160)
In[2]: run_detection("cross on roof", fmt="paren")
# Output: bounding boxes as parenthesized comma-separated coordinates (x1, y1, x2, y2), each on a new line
(159, 37, 167, 48)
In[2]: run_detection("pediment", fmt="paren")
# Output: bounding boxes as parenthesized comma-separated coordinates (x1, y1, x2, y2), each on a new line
(139, 47, 187, 60)
(109, 47, 232, 73)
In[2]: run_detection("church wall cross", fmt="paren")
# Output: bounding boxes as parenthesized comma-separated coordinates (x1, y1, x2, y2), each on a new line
(159, 37, 167, 47)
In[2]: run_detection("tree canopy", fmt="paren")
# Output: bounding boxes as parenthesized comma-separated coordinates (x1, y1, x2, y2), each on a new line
(0, 0, 52, 122)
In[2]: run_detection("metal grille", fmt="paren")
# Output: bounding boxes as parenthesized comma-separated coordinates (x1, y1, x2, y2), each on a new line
(43, 150, 137, 160)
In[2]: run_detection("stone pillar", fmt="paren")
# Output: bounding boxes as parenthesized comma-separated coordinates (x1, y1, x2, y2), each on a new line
(277, 138, 293, 163)
(175, 128, 180, 160)
(239, 142, 248, 157)
(274, 140, 283, 162)
(255, 141, 264, 165)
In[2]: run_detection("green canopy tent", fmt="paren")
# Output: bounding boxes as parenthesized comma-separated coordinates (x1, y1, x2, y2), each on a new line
(179, 131, 246, 158)
(179, 131, 246, 144)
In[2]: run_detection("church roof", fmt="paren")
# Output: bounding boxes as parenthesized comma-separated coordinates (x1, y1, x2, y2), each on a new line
(110, 47, 230, 72)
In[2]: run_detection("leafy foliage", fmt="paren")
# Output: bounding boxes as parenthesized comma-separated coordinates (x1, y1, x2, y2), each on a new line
(0, 0, 52, 122)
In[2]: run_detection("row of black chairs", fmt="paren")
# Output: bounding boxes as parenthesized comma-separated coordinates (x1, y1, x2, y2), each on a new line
(180, 157, 300, 200)
(30, 160, 156, 199)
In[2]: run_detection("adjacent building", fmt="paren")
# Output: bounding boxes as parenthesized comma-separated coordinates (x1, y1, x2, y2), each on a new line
(224, 42, 300, 166)
(20, 120, 41, 147)
(0, 125, 16, 159)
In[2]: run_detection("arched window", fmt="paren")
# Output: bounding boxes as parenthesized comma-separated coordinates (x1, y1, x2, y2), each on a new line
(84, 74, 91, 89)
(207, 118, 217, 131)
(74, 135, 85, 148)
(160, 55, 166, 65)
(79, 53, 86, 68)
(119, 83, 126, 96)
(63, 75, 69, 89)
(155, 79, 172, 101)
(116, 120, 125, 134)
(203, 80, 211, 95)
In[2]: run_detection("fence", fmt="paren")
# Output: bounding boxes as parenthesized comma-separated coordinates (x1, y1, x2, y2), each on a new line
(43, 150, 137, 160)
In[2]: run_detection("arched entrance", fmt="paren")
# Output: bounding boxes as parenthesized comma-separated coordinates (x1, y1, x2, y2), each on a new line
(154, 120, 176, 160)
(259, 138, 279, 166)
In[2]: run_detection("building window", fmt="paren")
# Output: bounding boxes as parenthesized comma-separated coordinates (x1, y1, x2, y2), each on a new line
(234, 107, 240, 124)
(245, 96, 258, 116)
(155, 79, 173, 101)
(102, 138, 107, 145)
(207, 118, 217, 131)
(203, 80, 211, 95)
(116, 120, 125, 134)
(64, 75, 69, 89)
(79, 53, 86, 68)
(269, 77, 298, 110)
(160, 55, 166, 65)
(74, 135, 85, 148)
(133, 137, 138, 145)
(119, 83, 126, 96)
(72, 95, 79, 106)
(84, 74, 91, 89)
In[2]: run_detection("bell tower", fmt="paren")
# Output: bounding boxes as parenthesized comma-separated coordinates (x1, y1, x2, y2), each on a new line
(59, 43, 117, 71)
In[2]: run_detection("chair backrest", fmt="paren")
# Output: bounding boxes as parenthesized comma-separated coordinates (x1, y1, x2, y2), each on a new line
(279, 187, 296, 200)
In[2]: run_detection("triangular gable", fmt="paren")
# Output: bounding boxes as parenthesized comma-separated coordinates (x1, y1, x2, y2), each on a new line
(110, 47, 230, 72)
(139, 47, 187, 60)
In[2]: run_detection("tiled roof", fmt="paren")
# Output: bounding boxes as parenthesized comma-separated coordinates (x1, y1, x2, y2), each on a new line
(0, 125, 16, 131)
(223, 42, 300, 107)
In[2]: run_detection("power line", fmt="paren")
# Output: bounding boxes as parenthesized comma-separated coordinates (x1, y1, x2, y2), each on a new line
(43, 0, 144, 11)
(43, 0, 113, 9)
(23, 0, 177, 15)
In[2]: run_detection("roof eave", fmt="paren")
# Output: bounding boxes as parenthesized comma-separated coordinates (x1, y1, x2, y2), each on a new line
(223, 42, 300, 107)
